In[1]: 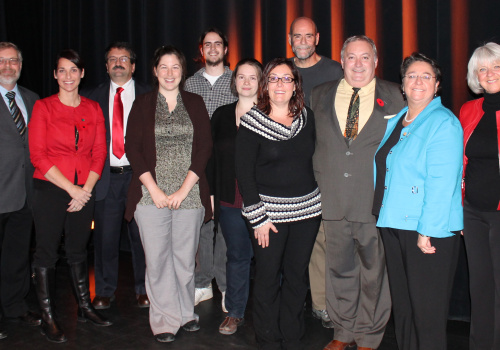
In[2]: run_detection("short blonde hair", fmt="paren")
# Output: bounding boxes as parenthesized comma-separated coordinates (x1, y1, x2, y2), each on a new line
(467, 42, 500, 94)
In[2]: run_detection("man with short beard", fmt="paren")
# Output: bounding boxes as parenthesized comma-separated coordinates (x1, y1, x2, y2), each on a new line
(289, 17, 343, 106)
(81, 42, 150, 310)
(288, 17, 343, 330)
(0, 42, 41, 339)
(185, 28, 236, 311)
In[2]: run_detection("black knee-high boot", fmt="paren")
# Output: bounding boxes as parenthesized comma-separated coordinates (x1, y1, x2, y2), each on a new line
(69, 261, 113, 327)
(33, 267, 67, 343)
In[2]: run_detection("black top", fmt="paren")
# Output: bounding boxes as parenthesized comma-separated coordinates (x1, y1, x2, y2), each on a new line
(465, 91, 500, 211)
(207, 101, 239, 225)
(235, 106, 321, 227)
(373, 115, 405, 216)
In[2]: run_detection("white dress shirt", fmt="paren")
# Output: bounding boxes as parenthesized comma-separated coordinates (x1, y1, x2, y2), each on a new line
(109, 78, 135, 166)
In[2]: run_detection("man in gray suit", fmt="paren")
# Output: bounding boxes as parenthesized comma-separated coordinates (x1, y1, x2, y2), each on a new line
(311, 36, 404, 350)
(0, 42, 41, 339)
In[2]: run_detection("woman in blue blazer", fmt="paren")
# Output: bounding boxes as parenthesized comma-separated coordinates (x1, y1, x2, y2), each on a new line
(372, 53, 463, 350)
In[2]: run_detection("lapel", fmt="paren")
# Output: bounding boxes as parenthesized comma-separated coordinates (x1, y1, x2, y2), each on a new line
(350, 78, 396, 145)
(323, 81, 345, 143)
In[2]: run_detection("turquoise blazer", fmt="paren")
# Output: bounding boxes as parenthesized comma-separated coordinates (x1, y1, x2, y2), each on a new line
(374, 97, 464, 238)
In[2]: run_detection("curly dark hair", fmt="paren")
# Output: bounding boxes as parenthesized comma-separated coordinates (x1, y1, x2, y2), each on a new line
(257, 58, 305, 116)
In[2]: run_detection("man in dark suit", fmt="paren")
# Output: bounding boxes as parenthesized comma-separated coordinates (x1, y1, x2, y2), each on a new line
(0, 42, 42, 339)
(311, 36, 405, 350)
(81, 42, 150, 310)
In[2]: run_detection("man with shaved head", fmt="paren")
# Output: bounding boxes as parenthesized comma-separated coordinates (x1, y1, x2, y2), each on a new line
(288, 17, 343, 330)
(289, 17, 343, 106)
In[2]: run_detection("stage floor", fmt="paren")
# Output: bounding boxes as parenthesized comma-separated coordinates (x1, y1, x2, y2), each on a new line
(1, 252, 470, 349)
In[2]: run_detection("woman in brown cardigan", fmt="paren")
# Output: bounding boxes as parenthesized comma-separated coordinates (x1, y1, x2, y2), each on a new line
(124, 46, 212, 343)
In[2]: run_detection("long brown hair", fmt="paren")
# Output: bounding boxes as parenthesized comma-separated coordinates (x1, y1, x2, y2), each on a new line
(257, 58, 305, 116)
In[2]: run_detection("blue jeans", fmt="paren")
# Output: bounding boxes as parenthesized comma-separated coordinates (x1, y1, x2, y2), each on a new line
(219, 206, 253, 318)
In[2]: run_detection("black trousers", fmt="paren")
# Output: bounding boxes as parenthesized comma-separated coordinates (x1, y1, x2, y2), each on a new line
(93, 171, 146, 297)
(380, 228, 459, 350)
(251, 217, 320, 350)
(32, 179, 95, 268)
(463, 202, 500, 350)
(0, 201, 32, 317)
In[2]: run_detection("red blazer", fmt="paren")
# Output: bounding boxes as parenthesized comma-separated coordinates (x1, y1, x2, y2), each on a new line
(459, 97, 500, 209)
(124, 89, 213, 222)
(29, 94, 107, 185)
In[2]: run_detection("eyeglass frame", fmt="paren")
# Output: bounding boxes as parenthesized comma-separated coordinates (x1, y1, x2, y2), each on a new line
(268, 76, 295, 84)
(0, 57, 21, 66)
(403, 74, 436, 81)
(107, 56, 131, 64)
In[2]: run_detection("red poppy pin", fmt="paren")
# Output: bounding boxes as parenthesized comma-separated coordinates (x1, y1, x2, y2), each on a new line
(377, 98, 384, 107)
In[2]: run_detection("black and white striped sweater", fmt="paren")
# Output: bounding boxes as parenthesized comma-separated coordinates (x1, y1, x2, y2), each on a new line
(235, 106, 322, 228)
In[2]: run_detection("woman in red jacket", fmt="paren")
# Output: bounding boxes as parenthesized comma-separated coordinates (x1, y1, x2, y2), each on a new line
(29, 49, 110, 343)
(460, 42, 500, 350)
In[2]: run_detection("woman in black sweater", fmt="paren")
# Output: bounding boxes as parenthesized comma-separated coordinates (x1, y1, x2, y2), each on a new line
(209, 58, 263, 335)
(235, 58, 322, 350)
(460, 42, 500, 350)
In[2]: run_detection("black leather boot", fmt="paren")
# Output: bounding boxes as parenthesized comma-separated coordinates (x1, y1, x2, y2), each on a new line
(33, 267, 67, 343)
(69, 261, 112, 327)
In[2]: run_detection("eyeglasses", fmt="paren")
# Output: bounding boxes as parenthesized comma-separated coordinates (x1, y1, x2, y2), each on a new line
(0, 57, 21, 65)
(404, 74, 435, 81)
(107, 56, 131, 64)
(268, 76, 295, 84)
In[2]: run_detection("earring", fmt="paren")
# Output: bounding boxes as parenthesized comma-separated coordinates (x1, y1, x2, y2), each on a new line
(293, 91, 296, 96)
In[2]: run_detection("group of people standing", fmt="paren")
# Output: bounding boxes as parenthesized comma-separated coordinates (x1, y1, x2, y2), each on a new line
(0, 15, 499, 350)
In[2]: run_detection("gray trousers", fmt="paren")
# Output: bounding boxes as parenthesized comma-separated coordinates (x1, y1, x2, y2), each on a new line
(194, 220, 227, 291)
(135, 205, 204, 335)
(324, 219, 391, 349)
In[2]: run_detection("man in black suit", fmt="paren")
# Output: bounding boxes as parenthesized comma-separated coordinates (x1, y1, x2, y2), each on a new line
(0, 42, 42, 339)
(81, 42, 150, 310)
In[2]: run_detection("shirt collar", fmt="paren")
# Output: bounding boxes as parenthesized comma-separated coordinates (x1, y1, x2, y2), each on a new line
(110, 78, 134, 93)
(0, 83, 20, 97)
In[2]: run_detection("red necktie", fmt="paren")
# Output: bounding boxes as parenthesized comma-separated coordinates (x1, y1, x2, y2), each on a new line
(112, 87, 125, 159)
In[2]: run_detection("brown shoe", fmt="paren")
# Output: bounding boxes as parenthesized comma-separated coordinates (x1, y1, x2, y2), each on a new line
(219, 316, 244, 335)
(92, 295, 115, 310)
(323, 340, 356, 350)
(137, 294, 150, 308)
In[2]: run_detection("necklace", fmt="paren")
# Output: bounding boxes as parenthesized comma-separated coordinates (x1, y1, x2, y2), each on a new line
(404, 112, 417, 123)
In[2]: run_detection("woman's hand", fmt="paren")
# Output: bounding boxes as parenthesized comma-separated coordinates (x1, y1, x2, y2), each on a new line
(254, 222, 278, 248)
(167, 189, 189, 210)
(150, 187, 170, 209)
(417, 234, 436, 254)
(67, 185, 91, 205)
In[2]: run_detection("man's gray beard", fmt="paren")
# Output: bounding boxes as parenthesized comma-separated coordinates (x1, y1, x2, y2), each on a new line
(293, 46, 315, 61)
(0, 74, 20, 86)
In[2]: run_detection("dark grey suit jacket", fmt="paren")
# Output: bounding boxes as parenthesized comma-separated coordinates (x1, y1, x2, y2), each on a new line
(311, 78, 405, 223)
(81, 80, 151, 201)
(0, 86, 39, 213)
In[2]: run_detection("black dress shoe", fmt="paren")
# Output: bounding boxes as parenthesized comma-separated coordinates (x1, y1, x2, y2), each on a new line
(182, 319, 200, 332)
(0, 329, 7, 340)
(155, 332, 175, 342)
(19, 311, 42, 326)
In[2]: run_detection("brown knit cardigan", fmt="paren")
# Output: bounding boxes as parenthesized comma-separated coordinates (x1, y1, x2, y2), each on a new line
(124, 88, 213, 223)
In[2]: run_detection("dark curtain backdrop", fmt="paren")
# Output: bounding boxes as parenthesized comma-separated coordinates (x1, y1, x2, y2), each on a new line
(2, 0, 500, 321)
(2, 0, 500, 108)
